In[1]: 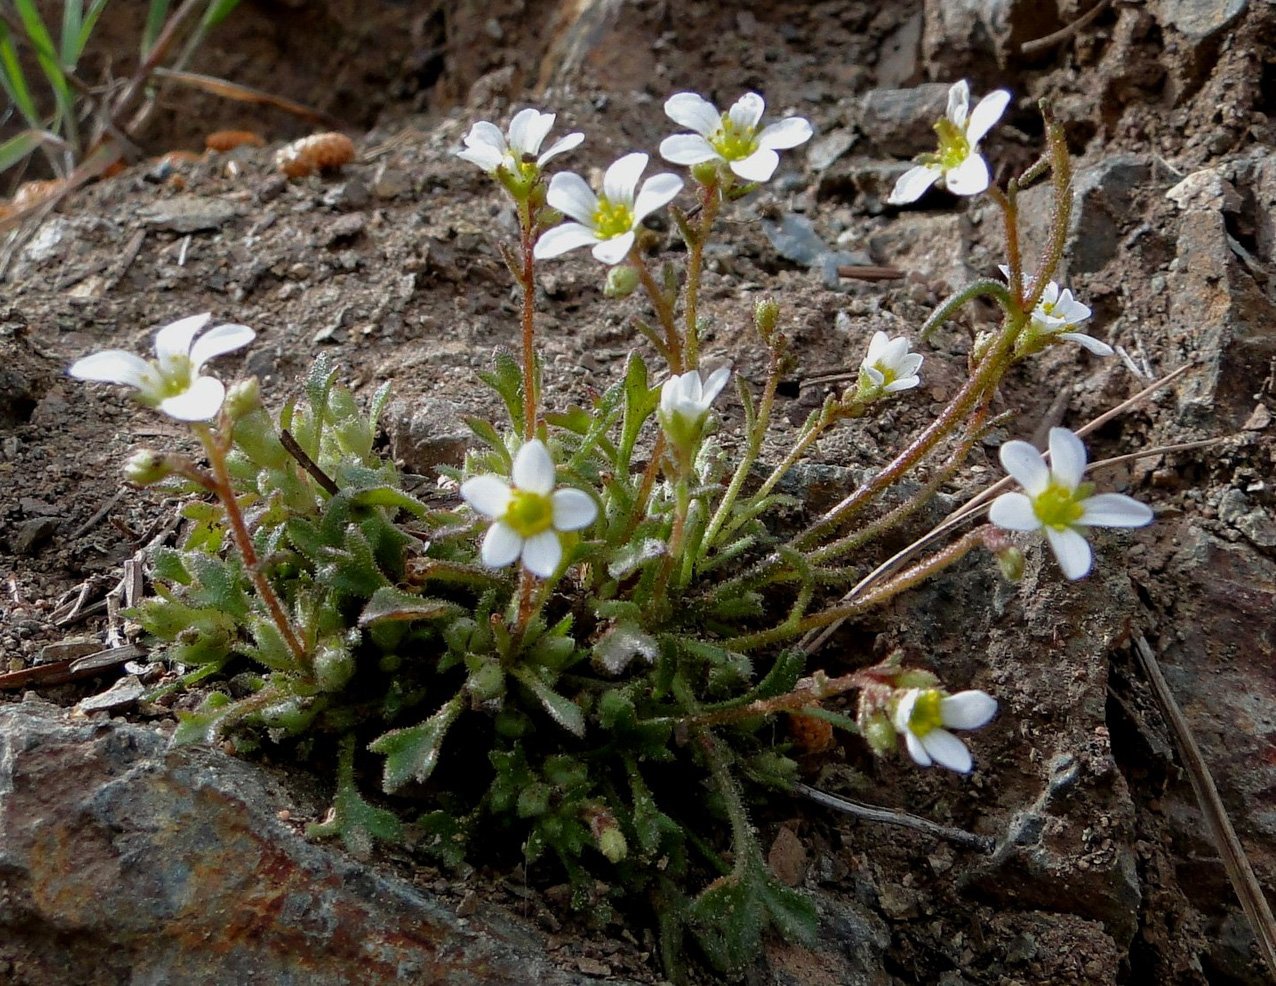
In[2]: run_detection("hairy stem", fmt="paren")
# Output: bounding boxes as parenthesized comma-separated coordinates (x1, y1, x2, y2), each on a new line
(629, 248, 683, 372)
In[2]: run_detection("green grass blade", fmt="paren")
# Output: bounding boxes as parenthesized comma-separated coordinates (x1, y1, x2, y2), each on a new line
(60, 2, 83, 67)
(70, 0, 112, 67)
(0, 23, 42, 129)
(11, 0, 78, 149)
(0, 128, 50, 173)
(141, 0, 171, 56)
(201, 0, 242, 29)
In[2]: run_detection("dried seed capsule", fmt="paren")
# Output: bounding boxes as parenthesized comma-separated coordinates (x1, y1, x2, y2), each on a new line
(788, 709, 835, 754)
(205, 129, 266, 152)
(275, 132, 355, 178)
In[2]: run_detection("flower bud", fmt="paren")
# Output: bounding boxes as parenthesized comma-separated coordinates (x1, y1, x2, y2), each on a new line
(598, 826, 628, 863)
(996, 546, 1025, 582)
(861, 710, 897, 757)
(314, 639, 355, 691)
(691, 160, 721, 187)
(223, 377, 262, 420)
(754, 298, 780, 341)
(123, 449, 173, 485)
(604, 264, 640, 299)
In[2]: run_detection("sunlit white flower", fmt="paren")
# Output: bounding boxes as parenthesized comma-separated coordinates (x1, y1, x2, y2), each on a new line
(455, 108, 583, 187)
(888, 80, 1010, 204)
(999, 266, 1112, 357)
(989, 427, 1153, 580)
(659, 91, 812, 183)
(535, 153, 683, 265)
(893, 687, 998, 773)
(658, 366, 731, 453)
(460, 440, 597, 578)
(68, 313, 254, 422)
(858, 331, 923, 399)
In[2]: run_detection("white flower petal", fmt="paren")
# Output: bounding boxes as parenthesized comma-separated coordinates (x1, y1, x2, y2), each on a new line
(546, 172, 598, 225)
(898, 352, 924, 377)
(534, 222, 601, 259)
(481, 521, 523, 568)
(659, 134, 720, 166)
(757, 116, 813, 150)
(1045, 526, 1093, 580)
(1054, 289, 1091, 323)
(921, 729, 973, 773)
(603, 152, 648, 206)
(157, 376, 225, 421)
(456, 143, 504, 173)
(188, 323, 255, 371)
(862, 364, 886, 387)
(947, 80, 971, 127)
(632, 173, 683, 223)
(537, 131, 583, 167)
(864, 331, 888, 362)
(944, 153, 990, 196)
(903, 730, 932, 767)
(592, 231, 635, 266)
(512, 439, 555, 495)
(552, 488, 597, 531)
(966, 89, 1011, 145)
(1047, 428, 1088, 490)
(521, 529, 562, 578)
(988, 491, 1039, 531)
(940, 691, 998, 730)
(154, 313, 211, 361)
(460, 474, 513, 519)
(68, 350, 154, 387)
(664, 92, 721, 136)
(888, 164, 942, 205)
(1059, 332, 1114, 356)
(883, 375, 920, 393)
(701, 365, 732, 405)
(1078, 493, 1153, 528)
(508, 108, 552, 156)
(729, 148, 780, 183)
(727, 92, 765, 131)
(462, 121, 506, 151)
(893, 689, 919, 732)
(999, 440, 1050, 495)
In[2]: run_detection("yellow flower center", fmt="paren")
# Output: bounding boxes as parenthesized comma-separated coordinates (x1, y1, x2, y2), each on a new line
(593, 197, 635, 239)
(1031, 481, 1087, 530)
(505, 489, 554, 538)
(710, 113, 759, 161)
(155, 355, 193, 398)
(907, 689, 944, 737)
(934, 117, 971, 171)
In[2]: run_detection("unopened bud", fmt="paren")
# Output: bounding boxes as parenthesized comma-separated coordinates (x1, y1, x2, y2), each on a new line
(223, 377, 261, 420)
(123, 449, 173, 485)
(691, 159, 721, 187)
(604, 264, 640, 299)
(754, 298, 780, 341)
(996, 546, 1025, 582)
(314, 639, 354, 691)
(587, 807, 628, 863)
(861, 710, 897, 757)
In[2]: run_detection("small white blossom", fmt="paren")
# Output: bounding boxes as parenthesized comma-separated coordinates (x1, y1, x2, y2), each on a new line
(659, 92, 812, 183)
(893, 688, 998, 773)
(658, 366, 731, 452)
(69, 313, 254, 422)
(535, 153, 683, 266)
(989, 427, 1153, 580)
(460, 440, 597, 578)
(858, 331, 923, 398)
(456, 108, 583, 181)
(999, 266, 1112, 356)
(889, 80, 1010, 204)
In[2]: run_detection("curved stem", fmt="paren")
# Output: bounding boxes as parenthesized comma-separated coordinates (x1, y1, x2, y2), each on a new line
(629, 248, 683, 372)
(682, 182, 720, 369)
(518, 199, 539, 440)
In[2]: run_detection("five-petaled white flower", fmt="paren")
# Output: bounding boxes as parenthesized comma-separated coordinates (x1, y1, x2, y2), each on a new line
(460, 440, 597, 578)
(888, 80, 1011, 204)
(858, 331, 923, 399)
(69, 313, 255, 422)
(658, 366, 732, 454)
(893, 687, 998, 773)
(989, 427, 1153, 580)
(455, 108, 583, 189)
(999, 266, 1112, 357)
(659, 91, 813, 183)
(535, 153, 683, 266)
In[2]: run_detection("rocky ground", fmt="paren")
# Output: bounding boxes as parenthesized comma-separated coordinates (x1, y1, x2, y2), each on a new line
(1, 0, 1274, 983)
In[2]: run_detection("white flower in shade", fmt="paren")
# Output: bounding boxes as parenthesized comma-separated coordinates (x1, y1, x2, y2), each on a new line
(68, 313, 254, 422)
(893, 687, 998, 773)
(858, 331, 923, 399)
(999, 266, 1112, 356)
(989, 427, 1153, 580)
(658, 92, 813, 183)
(460, 440, 597, 578)
(888, 80, 1011, 204)
(535, 153, 683, 265)
(455, 108, 583, 184)
(658, 366, 731, 453)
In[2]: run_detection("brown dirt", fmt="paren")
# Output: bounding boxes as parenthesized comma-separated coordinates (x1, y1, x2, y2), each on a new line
(2, 1, 1274, 982)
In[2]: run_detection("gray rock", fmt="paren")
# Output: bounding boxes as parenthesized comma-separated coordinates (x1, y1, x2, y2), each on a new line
(385, 397, 472, 474)
(1157, 0, 1247, 39)
(11, 516, 58, 555)
(0, 700, 618, 986)
(806, 129, 857, 172)
(140, 195, 242, 233)
(859, 84, 949, 157)
(761, 214, 870, 288)
(921, 0, 1060, 71)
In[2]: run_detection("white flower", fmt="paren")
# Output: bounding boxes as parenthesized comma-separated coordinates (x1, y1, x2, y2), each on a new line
(658, 366, 731, 452)
(535, 153, 683, 265)
(858, 331, 923, 398)
(455, 108, 583, 181)
(658, 92, 812, 183)
(68, 313, 255, 422)
(999, 266, 1112, 356)
(460, 440, 597, 578)
(888, 80, 1011, 204)
(893, 688, 998, 773)
(989, 427, 1153, 580)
